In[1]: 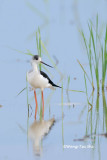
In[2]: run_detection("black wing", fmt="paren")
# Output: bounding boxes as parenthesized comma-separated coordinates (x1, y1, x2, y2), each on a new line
(40, 71, 61, 88)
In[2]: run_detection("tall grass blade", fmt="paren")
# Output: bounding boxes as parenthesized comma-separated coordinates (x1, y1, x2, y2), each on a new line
(80, 30, 88, 54)
(36, 32, 39, 51)
(67, 89, 85, 93)
(84, 73, 93, 111)
(8, 47, 34, 56)
(26, 1, 47, 21)
(26, 74, 29, 117)
(36, 27, 42, 70)
(102, 25, 107, 90)
(77, 59, 94, 89)
(17, 87, 27, 96)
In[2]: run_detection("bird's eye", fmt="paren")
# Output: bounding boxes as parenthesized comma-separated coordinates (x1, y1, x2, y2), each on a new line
(33, 55, 39, 60)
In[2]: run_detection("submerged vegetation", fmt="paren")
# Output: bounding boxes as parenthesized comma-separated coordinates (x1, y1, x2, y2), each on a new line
(78, 15, 107, 93)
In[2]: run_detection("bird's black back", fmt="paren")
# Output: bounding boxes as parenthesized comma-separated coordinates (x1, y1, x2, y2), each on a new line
(40, 71, 61, 88)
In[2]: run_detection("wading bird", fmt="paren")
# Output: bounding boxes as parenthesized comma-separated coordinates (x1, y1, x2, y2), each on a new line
(27, 55, 61, 119)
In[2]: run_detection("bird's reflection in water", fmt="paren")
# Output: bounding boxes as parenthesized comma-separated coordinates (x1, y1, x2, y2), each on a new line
(28, 118, 55, 156)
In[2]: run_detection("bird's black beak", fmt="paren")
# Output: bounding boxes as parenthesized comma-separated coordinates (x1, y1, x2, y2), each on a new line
(41, 61, 53, 68)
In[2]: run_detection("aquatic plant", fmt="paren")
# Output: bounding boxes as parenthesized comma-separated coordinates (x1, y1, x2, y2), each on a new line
(79, 15, 107, 92)
(102, 26, 107, 90)
(36, 27, 42, 71)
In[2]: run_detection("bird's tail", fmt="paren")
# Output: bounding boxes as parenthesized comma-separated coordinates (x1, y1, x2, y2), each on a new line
(49, 83, 62, 90)
(53, 84, 62, 88)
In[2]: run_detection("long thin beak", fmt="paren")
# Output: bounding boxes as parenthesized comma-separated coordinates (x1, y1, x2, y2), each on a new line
(41, 61, 53, 68)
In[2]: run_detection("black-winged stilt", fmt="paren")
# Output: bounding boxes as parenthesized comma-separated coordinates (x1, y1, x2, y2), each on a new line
(27, 55, 61, 119)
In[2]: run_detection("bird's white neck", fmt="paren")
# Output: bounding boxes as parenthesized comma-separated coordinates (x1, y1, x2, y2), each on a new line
(32, 62, 39, 72)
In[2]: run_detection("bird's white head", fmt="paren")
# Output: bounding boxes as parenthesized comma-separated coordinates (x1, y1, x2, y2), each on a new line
(31, 55, 41, 65)
(31, 55, 53, 69)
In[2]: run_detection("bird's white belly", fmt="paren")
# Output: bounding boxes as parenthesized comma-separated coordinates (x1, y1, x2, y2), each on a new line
(27, 71, 49, 90)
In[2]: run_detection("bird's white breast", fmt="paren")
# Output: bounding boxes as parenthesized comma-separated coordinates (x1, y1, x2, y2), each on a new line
(27, 70, 50, 90)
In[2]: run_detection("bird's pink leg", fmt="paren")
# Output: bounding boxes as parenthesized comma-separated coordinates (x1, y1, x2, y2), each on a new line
(34, 90, 38, 120)
(41, 90, 44, 119)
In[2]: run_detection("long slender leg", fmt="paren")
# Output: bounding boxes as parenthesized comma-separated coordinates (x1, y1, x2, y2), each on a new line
(34, 90, 38, 120)
(41, 90, 44, 119)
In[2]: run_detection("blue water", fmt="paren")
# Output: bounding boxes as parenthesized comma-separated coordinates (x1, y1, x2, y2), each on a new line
(0, 0, 107, 160)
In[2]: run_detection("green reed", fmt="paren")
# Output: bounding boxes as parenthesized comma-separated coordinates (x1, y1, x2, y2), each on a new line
(61, 82, 64, 149)
(67, 76, 70, 90)
(26, 74, 29, 117)
(81, 29, 94, 89)
(102, 26, 107, 90)
(102, 91, 107, 132)
(36, 27, 42, 71)
(77, 59, 94, 89)
(84, 72, 93, 111)
(66, 76, 71, 107)
(81, 15, 107, 92)
(85, 95, 100, 146)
